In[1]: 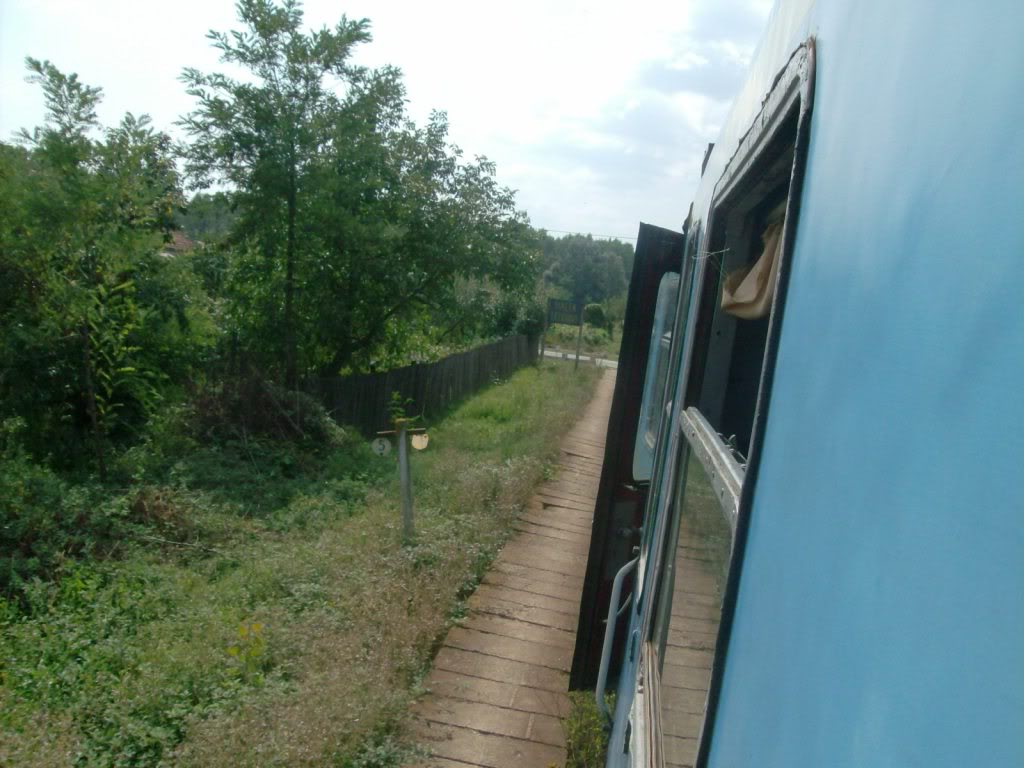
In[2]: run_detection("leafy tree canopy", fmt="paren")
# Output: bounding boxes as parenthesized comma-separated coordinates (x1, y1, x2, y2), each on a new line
(1, 0, 542, 475)
(542, 233, 633, 305)
(180, 0, 539, 381)
(0, 59, 212, 473)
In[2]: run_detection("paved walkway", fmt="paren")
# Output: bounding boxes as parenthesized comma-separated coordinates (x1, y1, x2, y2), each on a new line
(410, 370, 616, 768)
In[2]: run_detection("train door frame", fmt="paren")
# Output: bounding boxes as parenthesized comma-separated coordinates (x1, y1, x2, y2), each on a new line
(571, 223, 686, 691)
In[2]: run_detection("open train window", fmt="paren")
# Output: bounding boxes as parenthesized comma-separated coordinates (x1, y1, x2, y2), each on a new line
(684, 64, 808, 460)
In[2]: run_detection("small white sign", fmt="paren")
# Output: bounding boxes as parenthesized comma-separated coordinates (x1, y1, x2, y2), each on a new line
(371, 437, 391, 457)
(411, 433, 429, 451)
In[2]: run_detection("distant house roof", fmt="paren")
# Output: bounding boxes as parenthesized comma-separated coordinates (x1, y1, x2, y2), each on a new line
(161, 230, 198, 256)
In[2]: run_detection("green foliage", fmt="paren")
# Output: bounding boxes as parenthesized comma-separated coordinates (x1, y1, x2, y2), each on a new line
(226, 620, 269, 683)
(583, 303, 607, 328)
(0, 59, 212, 474)
(387, 390, 415, 423)
(342, 731, 425, 768)
(605, 294, 627, 338)
(545, 323, 619, 361)
(180, 0, 540, 381)
(189, 375, 342, 444)
(0, 419, 126, 598)
(0, 364, 602, 767)
(175, 191, 238, 243)
(517, 298, 547, 338)
(543, 233, 633, 305)
(180, 0, 377, 387)
(0, 558, 280, 765)
(176, 434, 383, 529)
(565, 691, 613, 768)
(0, 5, 592, 764)
(0, 402, 386, 763)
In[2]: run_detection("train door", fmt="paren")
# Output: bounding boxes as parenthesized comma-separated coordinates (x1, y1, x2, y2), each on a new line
(606, 41, 816, 767)
(570, 223, 685, 690)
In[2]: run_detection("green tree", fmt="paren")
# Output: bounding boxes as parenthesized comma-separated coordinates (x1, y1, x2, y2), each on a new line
(0, 60, 205, 474)
(181, 0, 539, 378)
(307, 102, 539, 373)
(543, 234, 629, 305)
(180, 0, 372, 388)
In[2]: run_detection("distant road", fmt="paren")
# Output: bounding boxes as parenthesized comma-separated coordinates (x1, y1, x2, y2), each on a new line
(542, 348, 618, 369)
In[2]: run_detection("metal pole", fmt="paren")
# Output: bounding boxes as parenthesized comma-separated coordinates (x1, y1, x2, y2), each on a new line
(574, 315, 584, 370)
(540, 311, 548, 363)
(397, 419, 414, 543)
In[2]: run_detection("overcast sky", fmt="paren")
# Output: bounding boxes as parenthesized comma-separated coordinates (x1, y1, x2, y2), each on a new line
(0, 0, 772, 241)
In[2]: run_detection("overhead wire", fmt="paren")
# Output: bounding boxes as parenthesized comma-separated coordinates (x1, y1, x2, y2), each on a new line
(540, 228, 637, 242)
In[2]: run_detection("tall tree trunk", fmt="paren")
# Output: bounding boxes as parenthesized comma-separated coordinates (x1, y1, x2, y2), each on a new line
(80, 323, 106, 481)
(284, 161, 298, 390)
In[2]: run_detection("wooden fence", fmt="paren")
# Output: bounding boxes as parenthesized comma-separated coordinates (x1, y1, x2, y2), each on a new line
(305, 335, 538, 434)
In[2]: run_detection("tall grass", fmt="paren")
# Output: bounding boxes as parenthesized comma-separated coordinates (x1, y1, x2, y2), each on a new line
(0, 363, 600, 767)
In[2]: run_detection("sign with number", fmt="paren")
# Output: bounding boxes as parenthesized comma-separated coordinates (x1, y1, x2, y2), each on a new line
(371, 437, 391, 457)
(547, 298, 582, 326)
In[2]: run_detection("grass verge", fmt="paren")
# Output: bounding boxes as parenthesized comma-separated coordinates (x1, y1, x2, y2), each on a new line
(564, 692, 612, 768)
(0, 363, 601, 767)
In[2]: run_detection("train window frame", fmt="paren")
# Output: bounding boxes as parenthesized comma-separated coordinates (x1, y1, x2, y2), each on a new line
(634, 39, 817, 768)
(632, 271, 682, 483)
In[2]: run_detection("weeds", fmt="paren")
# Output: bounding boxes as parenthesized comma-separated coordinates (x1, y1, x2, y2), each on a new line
(0, 364, 601, 766)
(564, 691, 613, 768)
(342, 731, 427, 768)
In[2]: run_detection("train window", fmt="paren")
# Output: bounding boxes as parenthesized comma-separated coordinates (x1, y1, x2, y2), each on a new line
(633, 271, 681, 482)
(649, 449, 732, 768)
(685, 105, 799, 460)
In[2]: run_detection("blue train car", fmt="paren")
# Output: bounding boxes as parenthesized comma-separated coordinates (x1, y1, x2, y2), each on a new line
(570, 1, 1024, 766)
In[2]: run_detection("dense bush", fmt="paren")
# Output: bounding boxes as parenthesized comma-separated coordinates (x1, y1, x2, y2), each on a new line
(564, 691, 613, 768)
(583, 303, 607, 328)
(0, 420, 125, 598)
(189, 375, 343, 444)
(517, 299, 546, 338)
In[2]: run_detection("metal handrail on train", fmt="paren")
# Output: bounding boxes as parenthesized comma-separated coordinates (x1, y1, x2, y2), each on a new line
(595, 555, 639, 722)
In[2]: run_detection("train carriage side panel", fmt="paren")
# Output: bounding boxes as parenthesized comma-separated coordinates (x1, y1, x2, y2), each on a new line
(705, 2, 1024, 766)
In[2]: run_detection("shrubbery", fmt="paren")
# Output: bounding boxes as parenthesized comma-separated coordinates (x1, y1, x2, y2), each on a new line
(564, 691, 613, 768)
(0, 363, 601, 767)
(583, 302, 607, 328)
(189, 375, 343, 444)
(1, 420, 125, 598)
